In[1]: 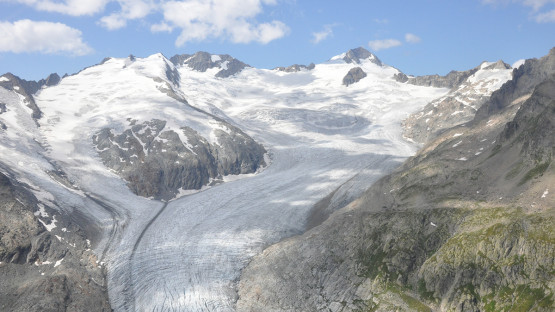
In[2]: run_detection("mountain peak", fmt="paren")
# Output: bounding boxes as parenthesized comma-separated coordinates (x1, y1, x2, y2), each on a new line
(482, 60, 511, 70)
(343, 47, 382, 66)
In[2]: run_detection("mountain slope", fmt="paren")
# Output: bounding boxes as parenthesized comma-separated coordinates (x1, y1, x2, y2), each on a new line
(237, 51, 555, 312)
(0, 171, 111, 312)
(403, 60, 513, 143)
(35, 53, 267, 200)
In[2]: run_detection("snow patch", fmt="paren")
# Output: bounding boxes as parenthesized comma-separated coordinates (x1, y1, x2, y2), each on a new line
(0, 76, 9, 82)
(452, 141, 463, 148)
(457, 157, 468, 161)
(542, 189, 549, 198)
(54, 258, 63, 267)
(38, 215, 57, 232)
(34, 203, 49, 218)
(220, 60, 229, 71)
(452, 133, 463, 137)
(211, 55, 221, 62)
(512, 59, 525, 69)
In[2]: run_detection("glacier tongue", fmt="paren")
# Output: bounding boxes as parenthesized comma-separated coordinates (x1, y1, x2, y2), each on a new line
(115, 55, 448, 310)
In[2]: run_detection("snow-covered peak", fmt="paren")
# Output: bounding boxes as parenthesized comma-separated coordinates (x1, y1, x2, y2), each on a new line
(479, 60, 511, 71)
(96, 53, 180, 86)
(329, 47, 383, 66)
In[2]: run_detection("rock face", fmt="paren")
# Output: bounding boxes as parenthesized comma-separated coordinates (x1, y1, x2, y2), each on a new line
(393, 72, 409, 83)
(344, 47, 382, 66)
(237, 53, 555, 312)
(343, 67, 367, 86)
(0, 172, 111, 312)
(170, 51, 250, 78)
(475, 47, 555, 121)
(0, 73, 51, 120)
(92, 118, 267, 200)
(403, 61, 513, 143)
(274, 63, 315, 72)
(397, 66, 480, 89)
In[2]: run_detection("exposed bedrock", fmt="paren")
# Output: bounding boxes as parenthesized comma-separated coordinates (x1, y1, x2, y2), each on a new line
(92, 119, 267, 200)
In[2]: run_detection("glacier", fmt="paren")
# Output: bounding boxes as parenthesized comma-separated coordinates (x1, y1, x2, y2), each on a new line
(1, 50, 451, 311)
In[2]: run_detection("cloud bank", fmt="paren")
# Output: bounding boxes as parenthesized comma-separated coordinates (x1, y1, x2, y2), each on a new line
(0, 19, 92, 55)
(9, 0, 290, 45)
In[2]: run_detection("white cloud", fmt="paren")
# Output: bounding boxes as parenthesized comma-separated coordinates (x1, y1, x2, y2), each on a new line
(99, 14, 127, 30)
(522, 0, 555, 10)
(11, 0, 109, 16)
(0, 19, 92, 55)
(535, 8, 555, 21)
(483, 0, 555, 22)
(8, 0, 290, 44)
(11, 0, 154, 27)
(405, 33, 421, 43)
(161, 0, 289, 46)
(98, 0, 155, 30)
(373, 18, 389, 24)
(151, 22, 173, 33)
(368, 39, 402, 51)
(311, 24, 335, 44)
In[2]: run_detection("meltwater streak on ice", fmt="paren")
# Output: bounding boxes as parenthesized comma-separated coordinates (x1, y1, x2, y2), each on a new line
(122, 54, 448, 310)
(18, 51, 450, 311)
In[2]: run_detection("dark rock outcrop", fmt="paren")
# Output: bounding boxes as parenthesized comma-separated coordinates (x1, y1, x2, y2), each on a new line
(393, 72, 409, 83)
(92, 118, 267, 200)
(170, 52, 250, 78)
(0, 172, 111, 311)
(343, 67, 367, 86)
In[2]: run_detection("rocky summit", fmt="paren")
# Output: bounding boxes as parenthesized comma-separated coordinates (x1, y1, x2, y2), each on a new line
(0, 46, 553, 312)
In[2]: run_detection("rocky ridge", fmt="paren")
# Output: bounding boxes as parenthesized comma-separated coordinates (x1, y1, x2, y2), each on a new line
(403, 60, 513, 143)
(0, 73, 61, 120)
(395, 65, 480, 89)
(274, 63, 315, 72)
(170, 51, 250, 78)
(237, 50, 555, 312)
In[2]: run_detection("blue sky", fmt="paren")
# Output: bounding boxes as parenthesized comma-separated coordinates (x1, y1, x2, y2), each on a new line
(0, 0, 554, 80)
